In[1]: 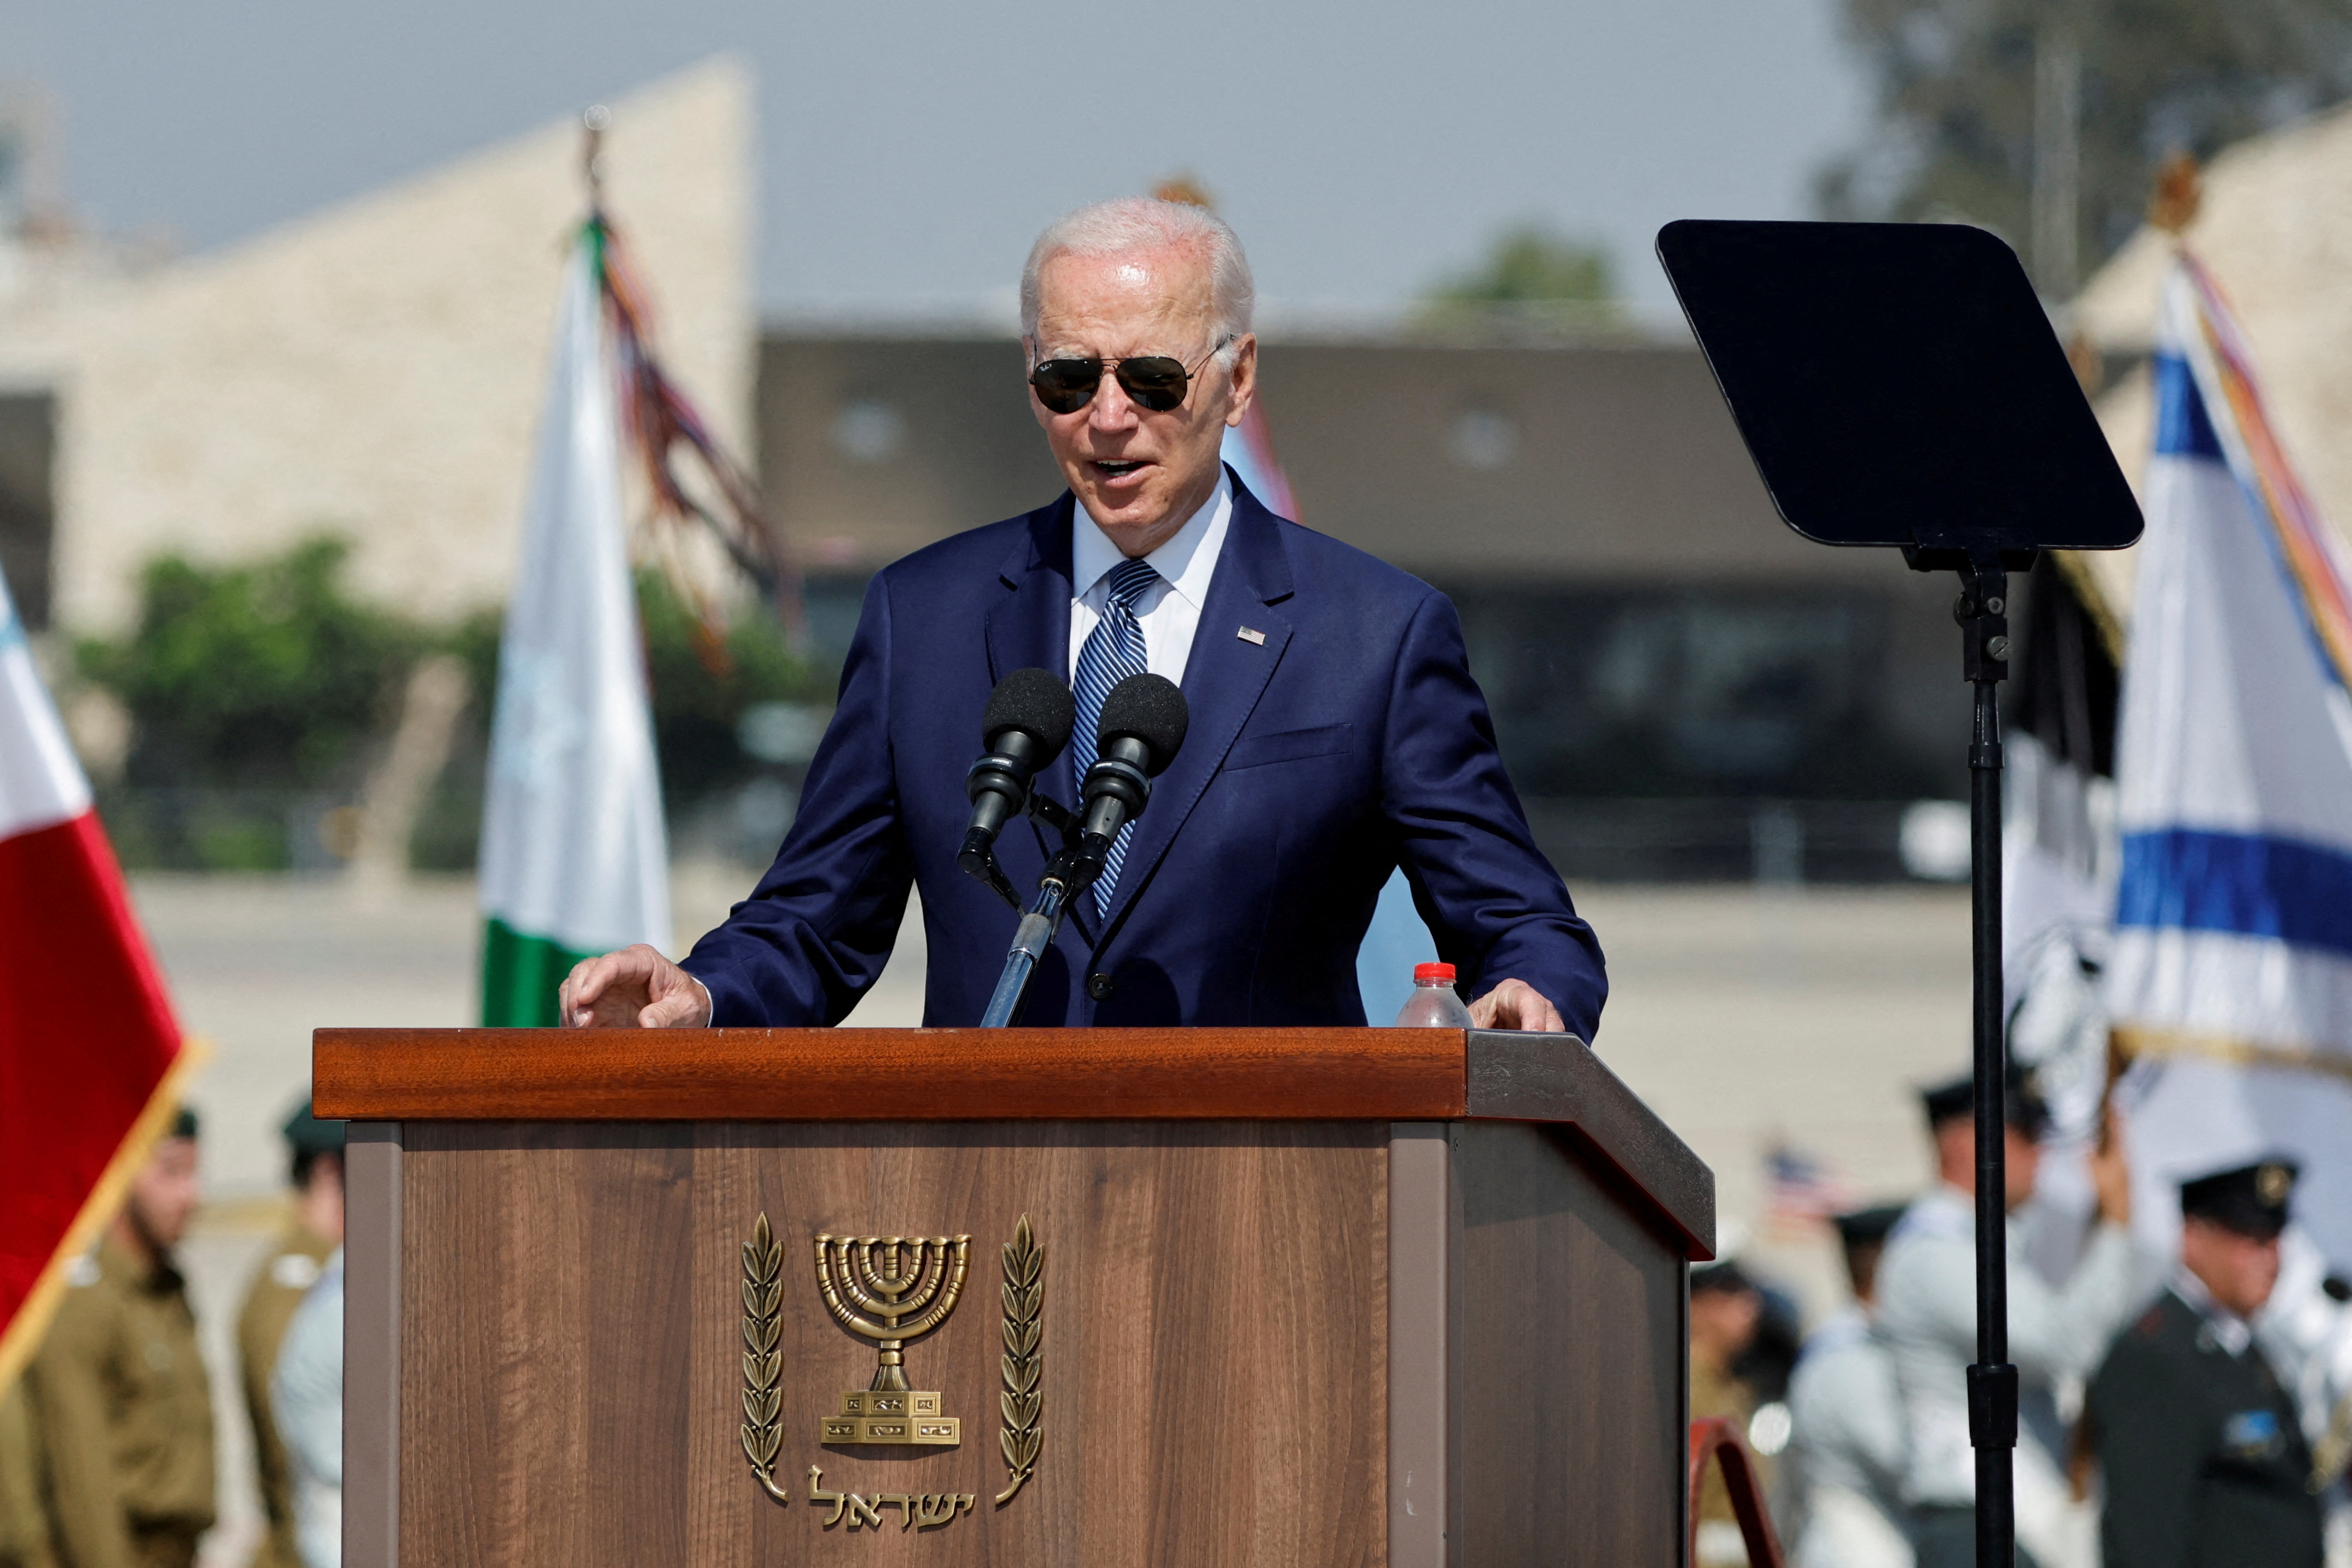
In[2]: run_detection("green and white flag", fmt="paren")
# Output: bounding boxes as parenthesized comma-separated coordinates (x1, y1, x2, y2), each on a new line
(478, 234, 669, 1024)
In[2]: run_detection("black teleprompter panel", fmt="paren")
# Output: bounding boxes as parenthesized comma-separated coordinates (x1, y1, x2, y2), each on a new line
(1656, 220, 2142, 559)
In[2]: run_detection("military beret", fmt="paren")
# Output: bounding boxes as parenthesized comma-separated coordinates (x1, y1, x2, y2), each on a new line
(2179, 1159, 2296, 1239)
(1918, 1062, 2049, 1137)
(281, 1093, 347, 1157)
(1832, 1204, 1907, 1248)
(168, 1105, 198, 1140)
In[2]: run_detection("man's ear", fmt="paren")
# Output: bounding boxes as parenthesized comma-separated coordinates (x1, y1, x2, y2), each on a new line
(1022, 338, 1053, 431)
(1222, 334, 1259, 429)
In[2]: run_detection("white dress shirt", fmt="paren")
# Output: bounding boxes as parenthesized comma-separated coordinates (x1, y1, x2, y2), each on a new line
(1067, 472, 1232, 688)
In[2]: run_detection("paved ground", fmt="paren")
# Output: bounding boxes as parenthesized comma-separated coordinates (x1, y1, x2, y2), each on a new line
(133, 867, 1970, 1564)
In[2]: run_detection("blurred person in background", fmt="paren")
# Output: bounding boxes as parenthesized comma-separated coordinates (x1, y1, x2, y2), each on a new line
(235, 1100, 344, 1568)
(0, 1377, 56, 1568)
(1691, 1258, 1768, 1566)
(20, 1109, 214, 1568)
(2253, 1230, 2352, 1560)
(2085, 1159, 2325, 1568)
(1877, 1070, 2139, 1568)
(269, 1248, 342, 1568)
(1787, 1203, 1912, 1568)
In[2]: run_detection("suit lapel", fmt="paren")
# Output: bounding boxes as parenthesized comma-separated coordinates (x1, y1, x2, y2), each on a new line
(984, 494, 1075, 683)
(1093, 483, 1296, 943)
(983, 495, 1100, 943)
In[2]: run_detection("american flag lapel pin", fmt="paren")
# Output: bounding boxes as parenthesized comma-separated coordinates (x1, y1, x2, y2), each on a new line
(1236, 625, 1266, 645)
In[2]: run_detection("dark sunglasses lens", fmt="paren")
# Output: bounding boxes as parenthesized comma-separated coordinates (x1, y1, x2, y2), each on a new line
(1030, 360, 1102, 414)
(1115, 357, 1191, 411)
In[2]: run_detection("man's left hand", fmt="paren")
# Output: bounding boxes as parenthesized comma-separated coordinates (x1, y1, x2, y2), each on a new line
(1469, 979, 1566, 1033)
(559, 944, 714, 1028)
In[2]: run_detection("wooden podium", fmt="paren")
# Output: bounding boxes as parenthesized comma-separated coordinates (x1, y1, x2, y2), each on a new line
(316, 1027, 1714, 1567)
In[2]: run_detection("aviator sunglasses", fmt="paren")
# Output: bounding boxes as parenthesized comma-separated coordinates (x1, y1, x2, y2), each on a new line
(1028, 336, 1234, 415)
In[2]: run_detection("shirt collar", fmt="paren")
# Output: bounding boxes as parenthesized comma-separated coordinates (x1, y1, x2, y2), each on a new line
(2172, 1266, 2254, 1356)
(1071, 469, 1232, 609)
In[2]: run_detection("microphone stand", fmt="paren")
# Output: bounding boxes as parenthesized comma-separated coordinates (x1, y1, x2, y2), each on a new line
(966, 794, 1103, 1029)
(977, 846, 1091, 1028)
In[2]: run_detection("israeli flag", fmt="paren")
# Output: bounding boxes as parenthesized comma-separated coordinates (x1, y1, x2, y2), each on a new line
(2109, 260, 2352, 1270)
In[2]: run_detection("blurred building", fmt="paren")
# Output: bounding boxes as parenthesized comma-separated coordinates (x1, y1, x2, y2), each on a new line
(759, 327, 1974, 881)
(0, 56, 753, 637)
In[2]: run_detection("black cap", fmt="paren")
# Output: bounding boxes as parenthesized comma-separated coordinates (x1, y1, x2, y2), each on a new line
(1832, 1204, 1906, 1249)
(167, 1105, 199, 1140)
(1919, 1062, 2048, 1137)
(1690, 1259, 1754, 1296)
(2179, 1159, 2296, 1239)
(281, 1094, 347, 1158)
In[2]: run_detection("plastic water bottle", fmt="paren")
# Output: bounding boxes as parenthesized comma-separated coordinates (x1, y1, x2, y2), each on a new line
(1394, 962, 1473, 1026)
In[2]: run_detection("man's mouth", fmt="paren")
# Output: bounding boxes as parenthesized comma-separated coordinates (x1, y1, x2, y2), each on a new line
(1091, 459, 1148, 480)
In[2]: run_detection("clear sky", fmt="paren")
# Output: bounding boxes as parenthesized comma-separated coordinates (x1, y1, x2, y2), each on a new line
(0, 0, 1872, 324)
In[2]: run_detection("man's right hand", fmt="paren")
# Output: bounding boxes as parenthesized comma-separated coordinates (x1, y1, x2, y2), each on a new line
(558, 944, 714, 1028)
(2091, 1104, 2133, 1226)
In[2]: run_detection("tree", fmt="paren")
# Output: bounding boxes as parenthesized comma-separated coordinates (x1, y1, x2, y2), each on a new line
(1422, 224, 1618, 323)
(630, 568, 831, 814)
(1819, 0, 2352, 295)
(78, 536, 424, 792)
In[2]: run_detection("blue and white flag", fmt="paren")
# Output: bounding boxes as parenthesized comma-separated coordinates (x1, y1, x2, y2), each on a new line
(2109, 256, 2352, 1270)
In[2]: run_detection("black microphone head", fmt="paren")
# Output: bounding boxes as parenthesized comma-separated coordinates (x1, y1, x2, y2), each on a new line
(982, 668, 1075, 768)
(1097, 674, 1189, 775)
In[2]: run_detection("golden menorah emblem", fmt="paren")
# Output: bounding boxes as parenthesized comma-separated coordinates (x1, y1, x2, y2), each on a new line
(814, 1233, 971, 1446)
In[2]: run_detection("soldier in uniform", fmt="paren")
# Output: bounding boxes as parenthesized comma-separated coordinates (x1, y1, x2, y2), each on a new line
(2086, 1159, 2326, 1568)
(234, 1099, 343, 1568)
(21, 1109, 214, 1568)
(0, 1376, 57, 1568)
(1788, 1204, 1912, 1568)
(1875, 1068, 2142, 1568)
(1690, 1259, 1767, 1565)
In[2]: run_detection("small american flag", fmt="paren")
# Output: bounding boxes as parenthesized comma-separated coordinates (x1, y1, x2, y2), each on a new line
(1765, 1143, 1859, 1237)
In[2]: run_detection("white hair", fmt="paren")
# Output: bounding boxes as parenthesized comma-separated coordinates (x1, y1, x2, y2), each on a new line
(1020, 198, 1255, 365)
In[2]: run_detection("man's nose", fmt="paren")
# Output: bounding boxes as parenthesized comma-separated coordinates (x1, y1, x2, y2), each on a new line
(1087, 371, 1140, 432)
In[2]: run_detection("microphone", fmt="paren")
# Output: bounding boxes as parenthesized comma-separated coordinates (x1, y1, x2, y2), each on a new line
(959, 669, 1075, 879)
(977, 673, 1186, 1024)
(1079, 674, 1190, 843)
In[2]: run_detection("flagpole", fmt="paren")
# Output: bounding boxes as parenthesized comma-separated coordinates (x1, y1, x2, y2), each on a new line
(1959, 556, 2020, 1568)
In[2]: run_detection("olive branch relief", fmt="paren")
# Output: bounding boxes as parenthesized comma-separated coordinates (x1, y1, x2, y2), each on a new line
(740, 1212, 790, 1503)
(996, 1212, 1043, 1506)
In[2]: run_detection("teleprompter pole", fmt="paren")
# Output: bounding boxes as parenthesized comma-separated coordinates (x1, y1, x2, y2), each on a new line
(1957, 558, 2020, 1568)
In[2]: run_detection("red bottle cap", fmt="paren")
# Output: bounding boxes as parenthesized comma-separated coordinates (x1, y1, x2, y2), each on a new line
(1413, 962, 1456, 983)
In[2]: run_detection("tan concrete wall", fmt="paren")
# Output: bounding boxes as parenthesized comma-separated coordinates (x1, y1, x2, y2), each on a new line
(46, 56, 753, 634)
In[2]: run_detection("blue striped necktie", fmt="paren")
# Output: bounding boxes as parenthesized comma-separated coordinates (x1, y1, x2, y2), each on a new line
(1073, 555, 1160, 915)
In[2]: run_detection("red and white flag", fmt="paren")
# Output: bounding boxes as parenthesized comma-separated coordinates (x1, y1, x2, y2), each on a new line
(0, 566, 189, 1387)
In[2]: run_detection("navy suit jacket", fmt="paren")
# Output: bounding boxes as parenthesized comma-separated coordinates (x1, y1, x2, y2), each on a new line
(681, 474, 1607, 1033)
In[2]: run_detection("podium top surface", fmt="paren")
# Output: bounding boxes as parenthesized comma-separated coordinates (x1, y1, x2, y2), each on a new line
(314, 1026, 1713, 1257)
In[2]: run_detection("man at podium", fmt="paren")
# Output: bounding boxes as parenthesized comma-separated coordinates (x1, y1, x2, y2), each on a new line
(561, 197, 1604, 1033)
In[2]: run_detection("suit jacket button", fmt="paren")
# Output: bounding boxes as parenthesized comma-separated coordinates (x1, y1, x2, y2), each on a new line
(1087, 973, 1117, 1000)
